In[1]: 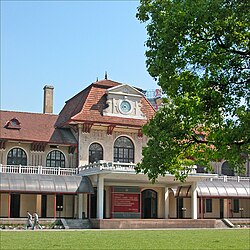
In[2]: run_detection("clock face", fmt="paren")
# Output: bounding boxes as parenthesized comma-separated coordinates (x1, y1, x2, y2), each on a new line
(120, 100, 131, 113)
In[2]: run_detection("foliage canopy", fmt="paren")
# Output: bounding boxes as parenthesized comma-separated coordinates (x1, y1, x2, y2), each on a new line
(136, 0, 250, 181)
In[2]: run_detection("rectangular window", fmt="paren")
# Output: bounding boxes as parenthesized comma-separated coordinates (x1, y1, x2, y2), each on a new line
(233, 199, 239, 213)
(206, 199, 212, 213)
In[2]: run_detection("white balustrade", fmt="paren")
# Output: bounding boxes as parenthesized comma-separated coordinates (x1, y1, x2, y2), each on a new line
(0, 164, 78, 176)
(1, 163, 249, 182)
(79, 161, 137, 173)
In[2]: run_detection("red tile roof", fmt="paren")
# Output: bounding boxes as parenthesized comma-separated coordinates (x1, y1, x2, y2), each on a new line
(0, 111, 76, 145)
(56, 79, 155, 128)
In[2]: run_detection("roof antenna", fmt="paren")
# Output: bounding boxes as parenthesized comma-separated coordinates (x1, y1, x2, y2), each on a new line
(96, 77, 99, 82)
(104, 71, 108, 80)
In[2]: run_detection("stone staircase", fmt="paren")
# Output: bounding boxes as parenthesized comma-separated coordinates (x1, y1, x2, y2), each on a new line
(90, 219, 226, 229)
(62, 219, 92, 229)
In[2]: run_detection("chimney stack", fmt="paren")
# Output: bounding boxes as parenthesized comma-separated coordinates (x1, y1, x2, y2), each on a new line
(43, 85, 54, 114)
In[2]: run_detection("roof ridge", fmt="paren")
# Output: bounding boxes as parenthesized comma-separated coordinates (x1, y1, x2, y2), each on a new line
(67, 85, 93, 121)
(93, 79, 122, 86)
(0, 110, 58, 117)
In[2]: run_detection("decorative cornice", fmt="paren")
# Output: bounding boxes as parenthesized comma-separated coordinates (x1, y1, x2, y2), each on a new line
(68, 146, 76, 154)
(138, 129, 143, 138)
(0, 140, 6, 149)
(107, 125, 116, 135)
(82, 123, 93, 133)
(30, 142, 47, 152)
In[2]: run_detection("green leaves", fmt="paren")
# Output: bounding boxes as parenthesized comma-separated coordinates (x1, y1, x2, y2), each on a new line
(137, 0, 250, 181)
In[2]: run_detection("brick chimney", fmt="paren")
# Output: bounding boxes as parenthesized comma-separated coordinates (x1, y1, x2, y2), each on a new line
(43, 85, 54, 114)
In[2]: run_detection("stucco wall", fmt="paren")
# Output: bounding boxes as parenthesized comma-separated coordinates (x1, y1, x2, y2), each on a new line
(20, 194, 37, 217)
(78, 128, 148, 166)
(47, 195, 55, 217)
(0, 194, 8, 217)
(169, 192, 176, 218)
(204, 199, 220, 218)
(0, 142, 77, 168)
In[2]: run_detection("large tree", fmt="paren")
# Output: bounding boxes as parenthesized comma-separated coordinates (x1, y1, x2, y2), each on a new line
(136, 0, 250, 182)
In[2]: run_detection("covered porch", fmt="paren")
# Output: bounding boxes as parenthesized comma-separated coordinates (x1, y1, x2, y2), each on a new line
(79, 161, 217, 220)
(0, 173, 93, 218)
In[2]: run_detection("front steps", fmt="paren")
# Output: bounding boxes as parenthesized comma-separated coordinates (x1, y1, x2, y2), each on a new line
(1, 218, 249, 229)
(90, 219, 228, 229)
(63, 219, 92, 229)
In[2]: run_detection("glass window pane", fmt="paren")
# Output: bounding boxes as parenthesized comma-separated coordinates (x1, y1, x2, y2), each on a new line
(46, 150, 65, 168)
(114, 137, 134, 163)
(89, 143, 103, 163)
(7, 148, 27, 165)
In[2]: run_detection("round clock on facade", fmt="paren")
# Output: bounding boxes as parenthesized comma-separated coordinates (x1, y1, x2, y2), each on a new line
(120, 100, 131, 113)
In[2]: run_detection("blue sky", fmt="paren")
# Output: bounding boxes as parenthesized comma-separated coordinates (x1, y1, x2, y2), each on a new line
(1, 0, 158, 114)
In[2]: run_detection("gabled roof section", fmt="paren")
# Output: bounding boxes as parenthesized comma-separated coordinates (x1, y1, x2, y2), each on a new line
(106, 84, 144, 97)
(0, 111, 76, 145)
(55, 79, 155, 128)
(55, 79, 121, 127)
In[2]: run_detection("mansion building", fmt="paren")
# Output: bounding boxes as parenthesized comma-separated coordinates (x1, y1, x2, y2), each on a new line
(0, 78, 249, 223)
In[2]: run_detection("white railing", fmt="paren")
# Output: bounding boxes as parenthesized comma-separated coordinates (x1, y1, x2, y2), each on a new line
(1, 164, 249, 181)
(79, 161, 136, 173)
(79, 161, 198, 174)
(0, 164, 79, 176)
(210, 175, 250, 182)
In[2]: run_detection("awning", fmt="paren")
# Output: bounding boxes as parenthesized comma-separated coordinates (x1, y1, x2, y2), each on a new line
(0, 173, 94, 194)
(197, 180, 250, 197)
(175, 180, 250, 198)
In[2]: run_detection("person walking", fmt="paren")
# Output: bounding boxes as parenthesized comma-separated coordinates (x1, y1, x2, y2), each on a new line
(25, 211, 32, 230)
(32, 212, 42, 230)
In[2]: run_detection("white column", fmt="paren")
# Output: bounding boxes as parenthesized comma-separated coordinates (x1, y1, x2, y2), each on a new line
(83, 194, 88, 218)
(97, 175, 104, 219)
(78, 194, 83, 219)
(191, 182, 198, 219)
(164, 187, 169, 219)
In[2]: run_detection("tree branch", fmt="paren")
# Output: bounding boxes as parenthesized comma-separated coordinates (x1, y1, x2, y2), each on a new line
(215, 36, 250, 56)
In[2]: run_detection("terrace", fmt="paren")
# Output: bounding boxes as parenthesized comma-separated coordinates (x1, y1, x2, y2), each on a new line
(1, 162, 249, 183)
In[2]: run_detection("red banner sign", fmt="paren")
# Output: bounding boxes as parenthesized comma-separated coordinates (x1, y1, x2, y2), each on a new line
(112, 193, 139, 213)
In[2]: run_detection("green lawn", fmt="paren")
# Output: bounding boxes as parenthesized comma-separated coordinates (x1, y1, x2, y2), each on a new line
(0, 229, 249, 249)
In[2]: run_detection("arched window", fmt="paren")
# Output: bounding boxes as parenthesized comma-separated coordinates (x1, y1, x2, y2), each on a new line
(89, 143, 103, 163)
(114, 136, 134, 163)
(46, 150, 65, 168)
(7, 148, 27, 165)
(221, 161, 234, 176)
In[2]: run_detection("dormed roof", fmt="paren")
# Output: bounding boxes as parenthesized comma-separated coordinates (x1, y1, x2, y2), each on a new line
(0, 110, 77, 145)
(56, 79, 155, 128)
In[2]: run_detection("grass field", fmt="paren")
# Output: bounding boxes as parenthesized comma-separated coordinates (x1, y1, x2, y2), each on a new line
(0, 229, 249, 249)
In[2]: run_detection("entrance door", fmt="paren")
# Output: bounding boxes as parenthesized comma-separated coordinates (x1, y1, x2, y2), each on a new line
(142, 189, 157, 219)
(41, 195, 47, 218)
(10, 194, 20, 218)
(220, 199, 224, 218)
(176, 198, 184, 219)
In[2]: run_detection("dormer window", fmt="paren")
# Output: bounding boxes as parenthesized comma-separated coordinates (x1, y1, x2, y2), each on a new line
(5, 118, 21, 129)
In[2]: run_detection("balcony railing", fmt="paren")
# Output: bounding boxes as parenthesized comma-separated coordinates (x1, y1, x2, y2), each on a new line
(0, 164, 78, 176)
(78, 161, 136, 173)
(1, 164, 249, 182)
(211, 175, 250, 182)
(78, 161, 198, 175)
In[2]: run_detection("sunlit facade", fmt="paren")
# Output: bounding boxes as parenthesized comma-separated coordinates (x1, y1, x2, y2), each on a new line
(0, 79, 249, 224)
